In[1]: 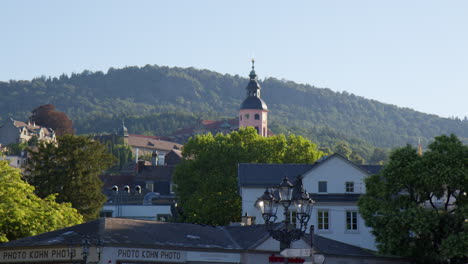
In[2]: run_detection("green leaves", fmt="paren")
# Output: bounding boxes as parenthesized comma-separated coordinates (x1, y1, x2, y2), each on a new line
(174, 128, 324, 225)
(0, 160, 82, 242)
(358, 134, 468, 263)
(26, 135, 115, 221)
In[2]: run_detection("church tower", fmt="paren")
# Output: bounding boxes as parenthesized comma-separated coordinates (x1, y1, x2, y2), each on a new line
(239, 60, 268, 136)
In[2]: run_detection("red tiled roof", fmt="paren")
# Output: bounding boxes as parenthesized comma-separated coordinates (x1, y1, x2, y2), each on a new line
(128, 134, 172, 141)
(127, 135, 182, 151)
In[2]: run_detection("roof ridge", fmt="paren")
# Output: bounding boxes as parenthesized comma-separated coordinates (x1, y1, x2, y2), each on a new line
(220, 226, 242, 250)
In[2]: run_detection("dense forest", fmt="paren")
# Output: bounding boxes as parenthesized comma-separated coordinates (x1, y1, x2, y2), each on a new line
(1, 64, 467, 162)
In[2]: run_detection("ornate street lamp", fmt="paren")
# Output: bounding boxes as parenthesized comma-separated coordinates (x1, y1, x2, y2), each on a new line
(257, 175, 314, 251)
(81, 238, 90, 264)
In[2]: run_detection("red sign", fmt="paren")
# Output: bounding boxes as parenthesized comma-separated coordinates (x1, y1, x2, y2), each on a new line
(269, 254, 305, 263)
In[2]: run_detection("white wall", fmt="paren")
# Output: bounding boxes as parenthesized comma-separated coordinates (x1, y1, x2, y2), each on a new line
(102, 204, 172, 220)
(240, 156, 376, 250)
(302, 156, 367, 194)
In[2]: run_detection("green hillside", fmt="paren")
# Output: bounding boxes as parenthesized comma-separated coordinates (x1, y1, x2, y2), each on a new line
(1, 64, 467, 161)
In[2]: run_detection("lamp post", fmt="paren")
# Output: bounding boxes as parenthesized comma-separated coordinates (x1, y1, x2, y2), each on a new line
(257, 176, 314, 263)
(81, 238, 90, 264)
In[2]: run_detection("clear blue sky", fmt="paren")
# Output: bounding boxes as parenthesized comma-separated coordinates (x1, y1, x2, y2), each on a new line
(1, 0, 467, 118)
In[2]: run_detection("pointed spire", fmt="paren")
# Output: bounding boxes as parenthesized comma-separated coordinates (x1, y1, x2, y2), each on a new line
(249, 58, 257, 80)
(417, 138, 423, 156)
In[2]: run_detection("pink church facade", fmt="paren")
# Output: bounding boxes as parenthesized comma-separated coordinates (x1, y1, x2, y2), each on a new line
(239, 109, 268, 137)
(238, 60, 268, 137)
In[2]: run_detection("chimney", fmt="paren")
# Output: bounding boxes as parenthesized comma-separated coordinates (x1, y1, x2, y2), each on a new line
(157, 153, 165, 166)
(151, 150, 158, 166)
(241, 212, 255, 226)
(137, 160, 146, 173)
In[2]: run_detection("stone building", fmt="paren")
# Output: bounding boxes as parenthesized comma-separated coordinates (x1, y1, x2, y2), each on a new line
(0, 118, 56, 146)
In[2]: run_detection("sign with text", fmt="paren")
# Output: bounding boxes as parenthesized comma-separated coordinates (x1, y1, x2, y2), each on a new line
(110, 247, 186, 263)
(0, 248, 81, 263)
(187, 251, 240, 263)
(280, 248, 312, 257)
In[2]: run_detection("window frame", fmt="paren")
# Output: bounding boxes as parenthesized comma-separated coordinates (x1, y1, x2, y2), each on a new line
(317, 210, 330, 231)
(318, 181, 327, 193)
(345, 181, 354, 193)
(345, 211, 358, 232)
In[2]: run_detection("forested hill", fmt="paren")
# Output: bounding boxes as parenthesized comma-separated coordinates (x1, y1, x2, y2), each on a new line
(1, 64, 467, 151)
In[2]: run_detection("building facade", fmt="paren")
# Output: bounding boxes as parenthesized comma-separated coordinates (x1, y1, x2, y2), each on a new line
(239, 60, 268, 137)
(0, 118, 56, 146)
(0, 218, 409, 264)
(238, 154, 382, 251)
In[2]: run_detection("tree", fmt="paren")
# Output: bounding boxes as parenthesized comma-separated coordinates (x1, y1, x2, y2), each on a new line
(4, 142, 28, 155)
(0, 159, 82, 242)
(173, 127, 324, 225)
(26, 135, 115, 221)
(333, 141, 352, 159)
(358, 134, 468, 263)
(31, 104, 74, 136)
(368, 147, 388, 165)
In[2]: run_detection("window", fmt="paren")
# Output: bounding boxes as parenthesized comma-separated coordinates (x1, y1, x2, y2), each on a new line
(170, 183, 177, 194)
(239, 115, 242, 121)
(263, 127, 266, 137)
(346, 182, 354, 192)
(290, 211, 297, 226)
(245, 114, 250, 119)
(346, 211, 358, 230)
(255, 126, 259, 134)
(317, 210, 329, 230)
(254, 114, 260, 120)
(318, 181, 327, 193)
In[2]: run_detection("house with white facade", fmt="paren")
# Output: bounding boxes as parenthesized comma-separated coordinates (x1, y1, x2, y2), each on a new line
(0, 118, 56, 146)
(238, 154, 382, 251)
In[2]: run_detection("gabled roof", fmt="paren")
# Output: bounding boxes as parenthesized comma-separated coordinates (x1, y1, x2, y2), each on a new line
(7, 118, 55, 136)
(238, 154, 381, 188)
(307, 234, 375, 257)
(359, 165, 383, 175)
(0, 218, 383, 259)
(127, 135, 182, 151)
(238, 163, 315, 187)
(0, 218, 248, 251)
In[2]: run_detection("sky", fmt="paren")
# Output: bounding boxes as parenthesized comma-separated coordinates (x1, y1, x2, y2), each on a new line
(1, 0, 467, 118)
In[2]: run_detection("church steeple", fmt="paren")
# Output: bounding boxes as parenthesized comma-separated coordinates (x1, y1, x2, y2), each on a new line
(249, 59, 257, 80)
(239, 60, 269, 137)
(245, 59, 262, 99)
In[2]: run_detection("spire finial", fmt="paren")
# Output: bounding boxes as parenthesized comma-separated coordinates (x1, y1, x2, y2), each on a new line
(249, 58, 257, 79)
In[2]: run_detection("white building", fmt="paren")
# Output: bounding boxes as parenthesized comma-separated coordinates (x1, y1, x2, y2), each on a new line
(238, 154, 382, 251)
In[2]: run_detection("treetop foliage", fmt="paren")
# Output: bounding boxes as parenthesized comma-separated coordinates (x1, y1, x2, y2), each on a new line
(30, 104, 74, 136)
(25, 135, 115, 221)
(0, 159, 83, 242)
(0, 65, 467, 152)
(174, 128, 324, 225)
(358, 134, 468, 263)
